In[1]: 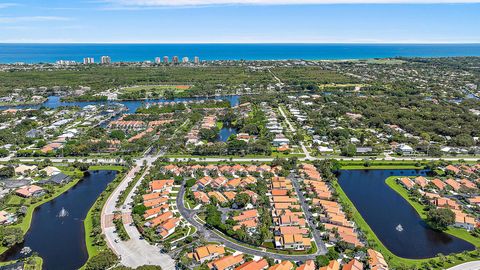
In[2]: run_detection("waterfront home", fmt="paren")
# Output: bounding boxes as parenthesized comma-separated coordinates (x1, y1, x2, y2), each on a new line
(41, 173, 71, 185)
(342, 259, 363, 270)
(189, 244, 226, 263)
(367, 249, 389, 270)
(414, 176, 428, 188)
(15, 185, 45, 198)
(208, 254, 244, 270)
(235, 259, 269, 270)
(297, 260, 315, 270)
(398, 177, 414, 190)
(319, 260, 340, 270)
(452, 210, 477, 231)
(0, 210, 16, 225)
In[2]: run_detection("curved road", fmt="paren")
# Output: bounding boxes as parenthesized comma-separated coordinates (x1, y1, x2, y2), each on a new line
(176, 182, 325, 261)
(447, 261, 480, 270)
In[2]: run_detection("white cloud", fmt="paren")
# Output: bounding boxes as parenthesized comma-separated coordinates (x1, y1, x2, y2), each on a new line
(105, 0, 480, 7)
(0, 3, 18, 9)
(0, 16, 71, 23)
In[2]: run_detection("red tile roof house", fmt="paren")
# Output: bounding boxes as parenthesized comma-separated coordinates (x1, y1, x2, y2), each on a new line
(445, 165, 460, 174)
(157, 218, 180, 238)
(398, 177, 414, 190)
(414, 176, 428, 188)
(149, 179, 174, 193)
(208, 254, 244, 270)
(445, 178, 462, 191)
(431, 178, 446, 190)
(235, 259, 269, 270)
(15, 185, 45, 198)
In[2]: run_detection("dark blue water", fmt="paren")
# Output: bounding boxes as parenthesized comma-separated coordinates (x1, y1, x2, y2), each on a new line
(219, 127, 238, 142)
(1, 44, 480, 63)
(337, 169, 475, 259)
(0, 95, 240, 113)
(1, 170, 118, 270)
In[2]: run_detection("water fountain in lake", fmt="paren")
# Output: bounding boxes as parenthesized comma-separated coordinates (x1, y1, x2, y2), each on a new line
(396, 224, 404, 232)
(57, 207, 69, 218)
(20, 247, 31, 256)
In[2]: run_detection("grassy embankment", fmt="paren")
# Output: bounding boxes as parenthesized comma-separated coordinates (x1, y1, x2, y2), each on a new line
(332, 176, 479, 269)
(0, 256, 43, 269)
(339, 160, 427, 170)
(82, 166, 126, 268)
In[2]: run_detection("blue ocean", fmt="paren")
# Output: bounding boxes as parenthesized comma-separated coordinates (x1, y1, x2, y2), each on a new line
(1, 43, 480, 63)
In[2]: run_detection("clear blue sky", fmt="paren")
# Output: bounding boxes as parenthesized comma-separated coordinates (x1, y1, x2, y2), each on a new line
(0, 1, 479, 43)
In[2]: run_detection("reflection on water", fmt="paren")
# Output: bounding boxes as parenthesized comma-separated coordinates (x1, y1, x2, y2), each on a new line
(1, 170, 117, 270)
(337, 169, 475, 259)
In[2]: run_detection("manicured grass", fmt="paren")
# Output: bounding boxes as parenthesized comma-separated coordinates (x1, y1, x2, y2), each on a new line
(386, 177, 480, 247)
(341, 164, 424, 170)
(88, 165, 124, 171)
(332, 176, 480, 269)
(0, 256, 43, 269)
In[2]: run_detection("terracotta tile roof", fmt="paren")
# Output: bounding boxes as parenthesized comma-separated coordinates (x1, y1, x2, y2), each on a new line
(235, 259, 269, 270)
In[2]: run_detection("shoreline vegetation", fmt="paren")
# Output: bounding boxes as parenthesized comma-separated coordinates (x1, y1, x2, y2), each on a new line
(332, 173, 479, 269)
(81, 166, 126, 269)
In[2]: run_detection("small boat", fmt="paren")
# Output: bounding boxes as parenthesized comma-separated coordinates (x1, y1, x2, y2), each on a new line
(396, 224, 404, 232)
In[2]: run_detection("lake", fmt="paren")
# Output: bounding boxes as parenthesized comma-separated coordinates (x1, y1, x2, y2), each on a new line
(0, 95, 241, 113)
(1, 170, 118, 270)
(337, 169, 475, 259)
(219, 127, 238, 142)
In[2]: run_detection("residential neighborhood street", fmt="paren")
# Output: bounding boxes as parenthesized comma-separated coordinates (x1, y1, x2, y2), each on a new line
(176, 181, 325, 261)
(289, 173, 327, 254)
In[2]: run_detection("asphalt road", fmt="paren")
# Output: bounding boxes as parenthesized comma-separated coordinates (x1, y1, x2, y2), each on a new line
(176, 182, 325, 261)
(446, 261, 480, 270)
(289, 173, 327, 255)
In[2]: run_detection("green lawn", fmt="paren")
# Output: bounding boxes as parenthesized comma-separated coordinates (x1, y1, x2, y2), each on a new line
(88, 165, 124, 171)
(0, 256, 43, 269)
(332, 177, 480, 269)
